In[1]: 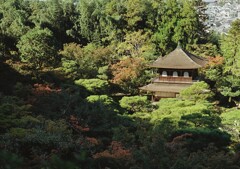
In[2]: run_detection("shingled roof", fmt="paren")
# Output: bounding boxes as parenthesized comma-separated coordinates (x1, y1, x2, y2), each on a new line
(150, 46, 207, 69)
(139, 82, 192, 93)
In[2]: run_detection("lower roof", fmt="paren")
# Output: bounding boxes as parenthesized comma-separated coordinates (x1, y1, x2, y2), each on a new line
(139, 83, 192, 93)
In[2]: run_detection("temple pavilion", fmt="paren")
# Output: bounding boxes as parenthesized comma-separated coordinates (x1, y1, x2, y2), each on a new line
(139, 45, 207, 101)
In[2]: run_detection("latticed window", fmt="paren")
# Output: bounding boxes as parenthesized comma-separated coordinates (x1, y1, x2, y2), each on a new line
(184, 72, 189, 77)
(162, 71, 167, 76)
(173, 71, 178, 77)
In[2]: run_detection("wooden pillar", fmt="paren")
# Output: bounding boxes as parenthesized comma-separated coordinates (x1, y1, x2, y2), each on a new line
(151, 93, 154, 102)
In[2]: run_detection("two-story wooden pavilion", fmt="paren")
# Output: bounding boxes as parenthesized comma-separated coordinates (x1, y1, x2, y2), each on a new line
(139, 45, 207, 100)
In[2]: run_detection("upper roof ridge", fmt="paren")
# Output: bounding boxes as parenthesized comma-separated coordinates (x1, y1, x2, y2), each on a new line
(176, 42, 182, 49)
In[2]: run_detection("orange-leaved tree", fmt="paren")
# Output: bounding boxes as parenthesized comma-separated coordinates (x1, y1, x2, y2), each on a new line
(110, 57, 150, 94)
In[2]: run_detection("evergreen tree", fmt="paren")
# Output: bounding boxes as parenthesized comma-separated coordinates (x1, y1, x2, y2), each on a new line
(0, 0, 30, 54)
(153, 0, 205, 54)
(17, 27, 57, 70)
(219, 19, 240, 104)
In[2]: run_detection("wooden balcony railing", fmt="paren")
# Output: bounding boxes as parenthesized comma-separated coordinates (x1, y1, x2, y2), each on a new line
(158, 76, 193, 82)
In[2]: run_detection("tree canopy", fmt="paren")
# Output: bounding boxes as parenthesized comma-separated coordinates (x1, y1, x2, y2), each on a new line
(0, 0, 240, 168)
(17, 27, 57, 70)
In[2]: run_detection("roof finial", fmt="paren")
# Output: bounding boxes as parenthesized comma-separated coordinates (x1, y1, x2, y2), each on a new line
(177, 41, 182, 49)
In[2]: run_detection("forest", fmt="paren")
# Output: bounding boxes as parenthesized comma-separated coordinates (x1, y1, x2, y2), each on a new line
(0, 0, 240, 168)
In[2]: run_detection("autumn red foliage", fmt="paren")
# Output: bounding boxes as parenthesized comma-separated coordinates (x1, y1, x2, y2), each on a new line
(93, 141, 131, 159)
(166, 133, 193, 151)
(207, 56, 224, 67)
(69, 115, 90, 132)
(86, 137, 99, 145)
(32, 84, 61, 95)
(110, 57, 145, 84)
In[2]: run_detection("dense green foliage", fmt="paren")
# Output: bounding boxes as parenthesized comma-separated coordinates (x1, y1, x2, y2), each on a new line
(0, 0, 240, 168)
(75, 79, 110, 94)
(179, 81, 213, 102)
(17, 27, 58, 70)
(120, 96, 153, 113)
